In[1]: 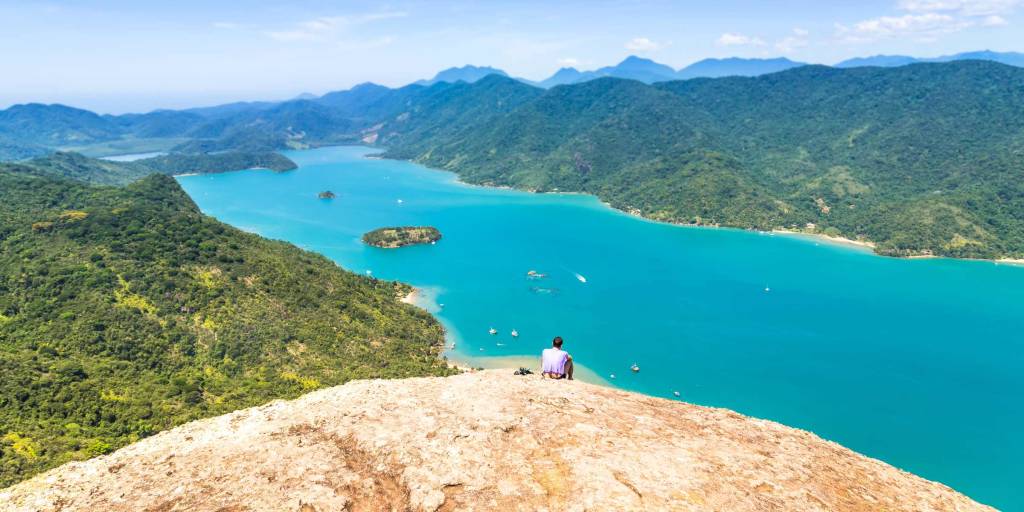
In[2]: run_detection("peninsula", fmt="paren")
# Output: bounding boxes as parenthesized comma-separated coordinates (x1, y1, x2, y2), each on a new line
(362, 226, 441, 248)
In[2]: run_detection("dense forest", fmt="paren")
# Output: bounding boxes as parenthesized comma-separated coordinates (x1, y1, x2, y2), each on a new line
(0, 160, 452, 486)
(3, 61, 1024, 258)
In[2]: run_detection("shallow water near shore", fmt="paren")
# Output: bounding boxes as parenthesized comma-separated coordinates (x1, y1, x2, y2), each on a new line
(178, 145, 1024, 510)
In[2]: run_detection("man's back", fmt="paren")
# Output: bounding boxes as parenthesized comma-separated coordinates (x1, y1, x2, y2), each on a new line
(542, 347, 568, 376)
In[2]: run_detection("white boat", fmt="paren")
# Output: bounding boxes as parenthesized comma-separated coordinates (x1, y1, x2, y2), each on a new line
(397, 199, 404, 204)
(575, 273, 587, 283)
(630, 363, 640, 373)
(511, 329, 519, 337)
(489, 327, 497, 335)
(610, 374, 616, 379)
(673, 391, 681, 397)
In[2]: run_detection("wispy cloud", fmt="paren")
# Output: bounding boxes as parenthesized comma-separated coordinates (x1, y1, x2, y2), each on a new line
(838, 0, 1016, 43)
(836, 13, 968, 42)
(267, 11, 407, 42)
(982, 13, 1010, 24)
(898, 0, 1021, 16)
(212, 21, 239, 30)
(716, 32, 766, 47)
(557, 57, 581, 67)
(775, 28, 810, 53)
(624, 37, 665, 52)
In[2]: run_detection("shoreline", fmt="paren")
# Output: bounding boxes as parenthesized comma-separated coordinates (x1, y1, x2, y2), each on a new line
(443, 353, 612, 387)
(359, 149, 1024, 266)
(770, 229, 876, 251)
(400, 286, 610, 386)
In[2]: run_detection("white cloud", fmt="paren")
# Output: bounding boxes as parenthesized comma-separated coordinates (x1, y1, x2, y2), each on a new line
(839, 0, 1016, 43)
(899, 0, 1021, 15)
(267, 11, 407, 42)
(775, 28, 810, 53)
(716, 32, 767, 47)
(557, 57, 581, 67)
(836, 13, 971, 42)
(624, 37, 664, 51)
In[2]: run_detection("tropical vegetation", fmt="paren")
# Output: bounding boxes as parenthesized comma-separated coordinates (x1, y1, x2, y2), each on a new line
(0, 159, 452, 486)
(363, 227, 442, 248)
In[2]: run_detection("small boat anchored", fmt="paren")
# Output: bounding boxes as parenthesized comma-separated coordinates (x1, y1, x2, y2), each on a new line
(511, 329, 519, 338)
(630, 363, 640, 373)
(488, 327, 497, 335)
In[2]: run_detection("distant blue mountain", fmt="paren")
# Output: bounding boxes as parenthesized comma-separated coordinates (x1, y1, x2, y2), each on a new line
(594, 55, 679, 82)
(537, 56, 677, 86)
(836, 50, 1024, 68)
(415, 65, 509, 86)
(317, 83, 393, 113)
(676, 57, 805, 79)
(834, 55, 919, 68)
(537, 55, 806, 87)
(538, 67, 587, 88)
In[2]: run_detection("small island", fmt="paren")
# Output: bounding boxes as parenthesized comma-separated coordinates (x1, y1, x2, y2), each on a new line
(318, 190, 337, 199)
(362, 226, 442, 248)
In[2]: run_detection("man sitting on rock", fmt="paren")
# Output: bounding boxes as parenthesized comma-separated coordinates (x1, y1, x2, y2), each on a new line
(541, 336, 574, 380)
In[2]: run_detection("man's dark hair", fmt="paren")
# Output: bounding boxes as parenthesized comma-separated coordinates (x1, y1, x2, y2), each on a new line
(552, 336, 563, 348)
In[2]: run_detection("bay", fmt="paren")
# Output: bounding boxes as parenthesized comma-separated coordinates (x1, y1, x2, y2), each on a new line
(178, 145, 1024, 510)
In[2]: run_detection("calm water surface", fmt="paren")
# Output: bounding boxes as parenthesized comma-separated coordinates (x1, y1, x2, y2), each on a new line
(178, 146, 1023, 510)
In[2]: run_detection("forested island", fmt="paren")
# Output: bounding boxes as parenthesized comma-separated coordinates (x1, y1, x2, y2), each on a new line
(362, 226, 442, 248)
(0, 155, 452, 486)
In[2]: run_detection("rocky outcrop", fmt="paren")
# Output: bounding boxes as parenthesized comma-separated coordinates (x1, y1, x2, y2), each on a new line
(0, 371, 990, 511)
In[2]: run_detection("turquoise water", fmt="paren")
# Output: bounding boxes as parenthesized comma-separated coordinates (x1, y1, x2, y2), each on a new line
(178, 146, 1023, 510)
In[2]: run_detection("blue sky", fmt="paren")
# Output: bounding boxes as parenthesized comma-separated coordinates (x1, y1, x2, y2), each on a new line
(1, 0, 1021, 113)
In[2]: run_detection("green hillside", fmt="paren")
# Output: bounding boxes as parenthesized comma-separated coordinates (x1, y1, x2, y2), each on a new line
(373, 62, 1024, 258)
(0, 163, 452, 486)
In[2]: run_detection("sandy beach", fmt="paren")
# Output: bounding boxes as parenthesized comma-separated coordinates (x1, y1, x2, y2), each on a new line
(444, 353, 611, 386)
(771, 229, 877, 250)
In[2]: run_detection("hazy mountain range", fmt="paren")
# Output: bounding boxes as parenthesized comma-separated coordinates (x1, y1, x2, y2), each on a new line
(835, 50, 1024, 68)
(414, 50, 1024, 88)
(419, 56, 807, 88)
